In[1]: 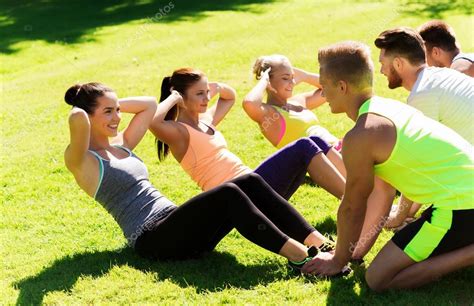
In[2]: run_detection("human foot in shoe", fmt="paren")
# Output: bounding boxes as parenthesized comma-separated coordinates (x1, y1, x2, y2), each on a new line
(318, 238, 335, 253)
(288, 246, 318, 274)
(300, 251, 352, 278)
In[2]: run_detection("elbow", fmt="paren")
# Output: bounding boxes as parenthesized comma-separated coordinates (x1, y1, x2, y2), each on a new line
(226, 92, 236, 106)
(68, 109, 89, 126)
(241, 100, 253, 115)
(147, 98, 158, 112)
(228, 87, 237, 100)
(242, 98, 254, 110)
(148, 96, 158, 106)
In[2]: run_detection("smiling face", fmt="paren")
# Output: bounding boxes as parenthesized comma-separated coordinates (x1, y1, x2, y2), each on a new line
(182, 76, 210, 113)
(269, 62, 295, 100)
(90, 91, 121, 137)
(378, 49, 403, 89)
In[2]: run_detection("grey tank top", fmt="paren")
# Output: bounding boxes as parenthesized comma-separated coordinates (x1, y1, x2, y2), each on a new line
(89, 145, 177, 247)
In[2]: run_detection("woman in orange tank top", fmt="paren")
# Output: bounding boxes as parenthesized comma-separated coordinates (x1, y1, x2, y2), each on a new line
(148, 67, 354, 251)
(149, 68, 346, 201)
(149, 67, 396, 262)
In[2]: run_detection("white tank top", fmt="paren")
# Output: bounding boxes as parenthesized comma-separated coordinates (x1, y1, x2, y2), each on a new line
(407, 67, 474, 144)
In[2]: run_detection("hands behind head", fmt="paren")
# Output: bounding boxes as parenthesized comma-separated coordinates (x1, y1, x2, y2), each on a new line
(261, 68, 277, 94)
(170, 90, 186, 109)
(260, 67, 272, 82)
(208, 82, 221, 98)
(70, 106, 89, 117)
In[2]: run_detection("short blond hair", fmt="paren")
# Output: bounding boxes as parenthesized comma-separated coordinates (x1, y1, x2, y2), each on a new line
(318, 41, 374, 89)
(252, 55, 291, 80)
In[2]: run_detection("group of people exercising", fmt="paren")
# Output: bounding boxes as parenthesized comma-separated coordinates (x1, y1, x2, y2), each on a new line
(64, 22, 473, 291)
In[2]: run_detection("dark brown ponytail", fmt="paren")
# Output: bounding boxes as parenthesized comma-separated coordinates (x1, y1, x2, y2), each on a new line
(156, 68, 204, 161)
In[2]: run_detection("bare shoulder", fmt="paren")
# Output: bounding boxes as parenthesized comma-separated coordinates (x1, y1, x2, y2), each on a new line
(345, 113, 396, 164)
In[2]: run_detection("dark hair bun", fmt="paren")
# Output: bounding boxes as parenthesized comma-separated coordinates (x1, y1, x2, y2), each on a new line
(64, 84, 82, 106)
(63, 82, 112, 114)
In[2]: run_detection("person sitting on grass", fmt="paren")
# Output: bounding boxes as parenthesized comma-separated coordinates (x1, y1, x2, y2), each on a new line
(243, 59, 397, 261)
(150, 68, 394, 263)
(374, 27, 474, 227)
(150, 67, 346, 199)
(302, 41, 474, 291)
(417, 20, 474, 77)
(63, 82, 348, 274)
(149, 67, 346, 251)
(243, 55, 342, 152)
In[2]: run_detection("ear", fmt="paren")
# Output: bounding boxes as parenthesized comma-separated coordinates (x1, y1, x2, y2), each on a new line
(337, 80, 348, 94)
(432, 46, 441, 58)
(392, 57, 404, 73)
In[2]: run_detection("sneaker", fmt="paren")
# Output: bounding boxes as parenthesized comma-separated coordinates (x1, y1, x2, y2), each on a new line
(332, 265, 352, 278)
(288, 246, 318, 273)
(318, 240, 335, 253)
(288, 246, 352, 278)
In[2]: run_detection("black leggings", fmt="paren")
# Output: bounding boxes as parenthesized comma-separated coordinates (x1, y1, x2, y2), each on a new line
(135, 173, 316, 260)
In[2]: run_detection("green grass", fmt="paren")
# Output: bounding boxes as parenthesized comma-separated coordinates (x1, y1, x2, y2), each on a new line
(1, 0, 473, 304)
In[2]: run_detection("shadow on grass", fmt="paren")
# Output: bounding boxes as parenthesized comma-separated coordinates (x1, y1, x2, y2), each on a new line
(13, 247, 286, 305)
(325, 257, 474, 305)
(0, 0, 279, 54)
(314, 216, 337, 236)
(326, 266, 367, 305)
(397, 0, 473, 18)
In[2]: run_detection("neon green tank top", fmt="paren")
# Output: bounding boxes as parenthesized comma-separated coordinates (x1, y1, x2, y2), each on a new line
(358, 96, 473, 210)
(274, 105, 338, 149)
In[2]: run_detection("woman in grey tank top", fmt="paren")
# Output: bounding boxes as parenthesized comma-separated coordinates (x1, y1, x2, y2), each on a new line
(63, 82, 350, 276)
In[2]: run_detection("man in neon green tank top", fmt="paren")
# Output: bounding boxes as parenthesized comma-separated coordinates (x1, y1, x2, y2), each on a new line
(373, 27, 474, 229)
(302, 41, 473, 291)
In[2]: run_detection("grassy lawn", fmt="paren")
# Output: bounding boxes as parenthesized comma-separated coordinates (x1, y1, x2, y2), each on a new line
(1, 0, 473, 304)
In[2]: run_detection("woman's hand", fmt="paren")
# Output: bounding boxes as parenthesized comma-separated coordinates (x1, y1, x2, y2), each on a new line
(260, 68, 277, 94)
(384, 195, 414, 230)
(293, 67, 321, 88)
(243, 67, 275, 123)
(205, 82, 236, 126)
(169, 90, 186, 109)
(260, 67, 271, 83)
(116, 96, 157, 150)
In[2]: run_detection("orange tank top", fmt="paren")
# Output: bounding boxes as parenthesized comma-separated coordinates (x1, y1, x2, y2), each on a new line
(179, 122, 252, 191)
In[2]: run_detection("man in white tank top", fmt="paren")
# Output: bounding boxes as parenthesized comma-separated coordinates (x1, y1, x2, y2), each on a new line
(417, 20, 474, 77)
(375, 27, 474, 144)
(374, 27, 474, 233)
